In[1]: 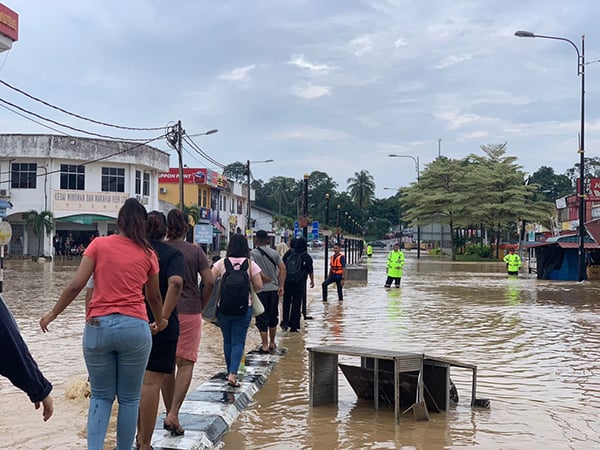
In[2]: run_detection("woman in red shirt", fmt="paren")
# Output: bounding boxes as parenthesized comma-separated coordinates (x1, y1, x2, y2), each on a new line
(40, 198, 167, 450)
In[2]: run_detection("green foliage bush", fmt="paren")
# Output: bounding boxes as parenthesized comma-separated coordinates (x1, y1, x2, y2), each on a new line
(464, 245, 492, 258)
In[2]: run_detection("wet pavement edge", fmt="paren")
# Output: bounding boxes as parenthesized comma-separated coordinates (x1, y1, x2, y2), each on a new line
(150, 349, 282, 450)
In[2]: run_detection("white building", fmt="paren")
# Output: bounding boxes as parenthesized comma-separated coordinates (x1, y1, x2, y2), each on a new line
(0, 134, 169, 257)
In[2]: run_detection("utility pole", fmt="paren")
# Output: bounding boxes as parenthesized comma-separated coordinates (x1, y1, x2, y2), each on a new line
(246, 159, 251, 232)
(302, 174, 309, 239)
(176, 120, 184, 212)
(438, 138, 442, 157)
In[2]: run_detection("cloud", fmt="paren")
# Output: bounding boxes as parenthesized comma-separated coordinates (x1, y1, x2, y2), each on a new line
(219, 65, 256, 82)
(348, 35, 374, 56)
(276, 127, 349, 141)
(288, 55, 333, 74)
(290, 83, 331, 99)
(435, 53, 475, 69)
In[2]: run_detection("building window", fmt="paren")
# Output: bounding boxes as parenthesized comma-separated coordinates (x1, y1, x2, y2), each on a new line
(11, 163, 37, 189)
(60, 164, 85, 190)
(135, 170, 141, 195)
(202, 190, 208, 208)
(101, 167, 125, 192)
(143, 172, 150, 196)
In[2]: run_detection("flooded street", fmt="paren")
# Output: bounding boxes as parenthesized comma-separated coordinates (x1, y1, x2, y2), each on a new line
(1, 251, 600, 449)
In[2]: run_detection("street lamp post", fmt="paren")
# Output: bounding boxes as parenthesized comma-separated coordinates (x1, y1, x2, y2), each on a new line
(302, 174, 309, 239)
(246, 159, 274, 233)
(388, 154, 421, 259)
(336, 205, 341, 244)
(324, 193, 330, 279)
(515, 30, 586, 281)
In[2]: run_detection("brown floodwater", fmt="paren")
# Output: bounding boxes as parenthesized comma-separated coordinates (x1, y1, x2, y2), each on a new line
(1, 251, 599, 449)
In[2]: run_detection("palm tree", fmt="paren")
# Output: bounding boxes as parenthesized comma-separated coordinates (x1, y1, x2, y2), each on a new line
(346, 170, 376, 220)
(24, 210, 54, 257)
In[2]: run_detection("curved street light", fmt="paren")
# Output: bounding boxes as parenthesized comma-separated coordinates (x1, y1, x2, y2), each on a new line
(388, 154, 421, 259)
(515, 30, 586, 281)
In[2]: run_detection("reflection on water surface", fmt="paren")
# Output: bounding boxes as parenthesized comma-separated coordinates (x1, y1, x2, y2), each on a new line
(1, 253, 599, 449)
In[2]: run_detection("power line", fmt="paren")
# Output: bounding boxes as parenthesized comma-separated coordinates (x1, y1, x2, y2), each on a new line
(0, 78, 164, 131)
(182, 134, 225, 169)
(0, 97, 153, 141)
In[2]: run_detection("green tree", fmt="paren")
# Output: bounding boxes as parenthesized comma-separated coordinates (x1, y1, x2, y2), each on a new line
(466, 143, 553, 257)
(223, 161, 248, 183)
(24, 210, 54, 257)
(346, 170, 376, 221)
(529, 166, 573, 201)
(402, 157, 471, 260)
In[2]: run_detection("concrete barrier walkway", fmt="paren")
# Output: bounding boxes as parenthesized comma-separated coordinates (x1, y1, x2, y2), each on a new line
(149, 348, 284, 450)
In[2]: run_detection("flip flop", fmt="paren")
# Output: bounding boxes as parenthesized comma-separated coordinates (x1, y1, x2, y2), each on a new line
(258, 348, 270, 354)
(227, 379, 241, 388)
(163, 420, 185, 436)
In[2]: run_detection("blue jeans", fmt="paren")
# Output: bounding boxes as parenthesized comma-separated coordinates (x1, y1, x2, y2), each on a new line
(83, 314, 152, 450)
(217, 308, 252, 375)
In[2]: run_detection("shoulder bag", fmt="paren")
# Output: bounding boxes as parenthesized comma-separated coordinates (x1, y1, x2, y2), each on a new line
(249, 256, 265, 316)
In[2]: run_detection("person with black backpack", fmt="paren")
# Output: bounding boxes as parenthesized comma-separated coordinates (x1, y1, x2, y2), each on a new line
(282, 237, 314, 332)
(210, 234, 263, 388)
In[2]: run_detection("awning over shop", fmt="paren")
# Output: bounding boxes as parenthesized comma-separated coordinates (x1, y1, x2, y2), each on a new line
(57, 214, 114, 226)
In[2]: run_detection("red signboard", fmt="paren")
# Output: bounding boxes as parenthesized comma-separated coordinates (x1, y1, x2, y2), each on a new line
(158, 168, 228, 188)
(0, 4, 18, 42)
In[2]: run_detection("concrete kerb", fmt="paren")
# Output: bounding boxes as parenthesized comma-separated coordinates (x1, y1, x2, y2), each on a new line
(150, 350, 282, 450)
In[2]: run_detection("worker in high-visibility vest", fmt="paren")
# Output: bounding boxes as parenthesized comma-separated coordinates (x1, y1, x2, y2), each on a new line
(366, 244, 373, 258)
(503, 248, 522, 275)
(385, 243, 405, 288)
(322, 244, 346, 302)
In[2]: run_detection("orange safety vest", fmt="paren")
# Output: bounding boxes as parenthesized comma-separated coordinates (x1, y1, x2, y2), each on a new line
(330, 253, 344, 275)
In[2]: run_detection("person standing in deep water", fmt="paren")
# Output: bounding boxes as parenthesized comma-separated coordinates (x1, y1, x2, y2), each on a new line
(161, 208, 214, 436)
(322, 244, 345, 302)
(503, 248, 522, 276)
(384, 243, 405, 288)
(40, 198, 167, 450)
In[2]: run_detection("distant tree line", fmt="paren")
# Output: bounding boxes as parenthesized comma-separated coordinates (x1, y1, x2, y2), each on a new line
(224, 142, 597, 257)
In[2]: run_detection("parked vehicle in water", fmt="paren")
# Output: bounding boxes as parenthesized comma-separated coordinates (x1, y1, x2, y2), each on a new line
(368, 241, 386, 248)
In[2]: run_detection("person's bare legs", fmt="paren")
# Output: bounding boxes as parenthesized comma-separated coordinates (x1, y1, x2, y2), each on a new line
(268, 326, 277, 350)
(138, 370, 163, 449)
(163, 357, 194, 431)
(259, 331, 269, 352)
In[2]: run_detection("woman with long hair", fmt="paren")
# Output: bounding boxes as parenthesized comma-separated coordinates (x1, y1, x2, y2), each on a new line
(40, 198, 167, 450)
(211, 234, 263, 387)
(137, 211, 184, 450)
(161, 208, 214, 435)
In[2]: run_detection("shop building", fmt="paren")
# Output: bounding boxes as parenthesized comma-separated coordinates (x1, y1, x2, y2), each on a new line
(0, 134, 169, 257)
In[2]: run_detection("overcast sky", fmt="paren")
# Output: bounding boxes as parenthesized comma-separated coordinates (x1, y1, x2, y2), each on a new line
(2, 0, 600, 197)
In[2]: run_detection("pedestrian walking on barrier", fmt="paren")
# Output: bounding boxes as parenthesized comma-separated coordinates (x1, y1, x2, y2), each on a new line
(161, 208, 214, 437)
(211, 234, 263, 388)
(40, 198, 167, 450)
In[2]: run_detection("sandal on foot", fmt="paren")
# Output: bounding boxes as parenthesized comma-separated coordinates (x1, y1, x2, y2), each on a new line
(227, 379, 241, 388)
(163, 420, 185, 436)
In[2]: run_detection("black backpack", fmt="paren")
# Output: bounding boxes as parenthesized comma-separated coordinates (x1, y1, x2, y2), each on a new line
(219, 258, 250, 315)
(285, 252, 304, 285)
